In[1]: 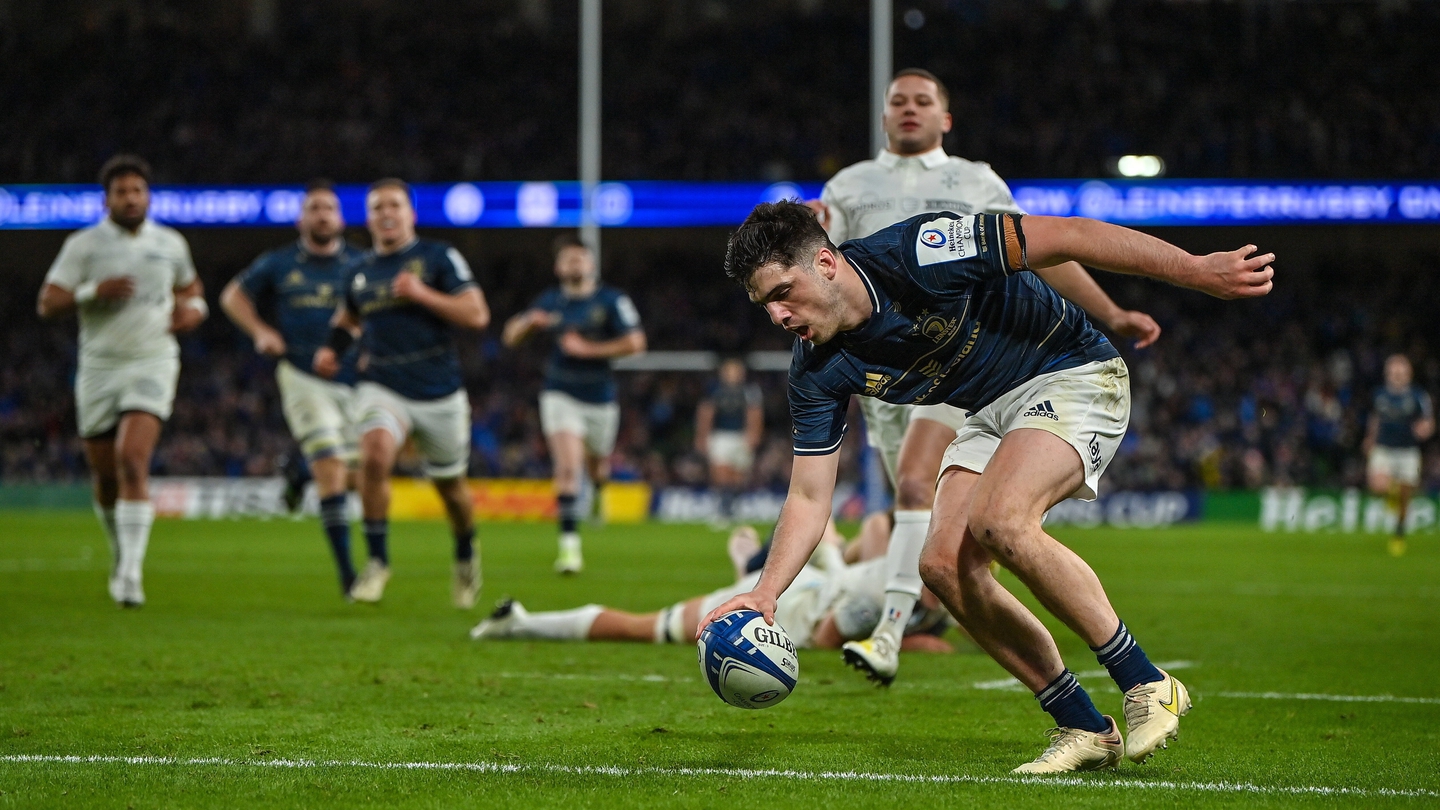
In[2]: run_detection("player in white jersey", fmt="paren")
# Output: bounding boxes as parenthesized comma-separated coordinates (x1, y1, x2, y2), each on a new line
(808, 70, 1161, 685)
(470, 514, 953, 653)
(36, 155, 208, 607)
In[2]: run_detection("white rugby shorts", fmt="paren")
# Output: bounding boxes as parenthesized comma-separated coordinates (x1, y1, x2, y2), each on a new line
(75, 356, 180, 438)
(860, 398, 968, 488)
(539, 390, 620, 457)
(706, 430, 754, 472)
(355, 382, 471, 479)
(940, 357, 1130, 501)
(277, 360, 357, 464)
(1368, 445, 1422, 486)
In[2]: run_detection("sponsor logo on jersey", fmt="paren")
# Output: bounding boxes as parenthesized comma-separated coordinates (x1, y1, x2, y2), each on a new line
(864, 371, 893, 396)
(1023, 400, 1059, 421)
(915, 216, 979, 266)
(286, 269, 305, 286)
(402, 258, 425, 277)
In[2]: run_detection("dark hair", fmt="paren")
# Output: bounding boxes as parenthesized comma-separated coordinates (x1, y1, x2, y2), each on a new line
(551, 232, 592, 260)
(367, 177, 411, 196)
(724, 201, 833, 290)
(305, 178, 336, 194)
(98, 154, 152, 191)
(892, 67, 949, 109)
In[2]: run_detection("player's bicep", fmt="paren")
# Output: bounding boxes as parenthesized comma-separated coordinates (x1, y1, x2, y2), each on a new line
(437, 247, 478, 294)
(173, 236, 199, 287)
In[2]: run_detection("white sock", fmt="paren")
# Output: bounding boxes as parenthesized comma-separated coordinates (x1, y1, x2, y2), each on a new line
(114, 499, 154, 582)
(514, 604, 603, 640)
(559, 532, 582, 554)
(93, 502, 119, 574)
(873, 509, 930, 644)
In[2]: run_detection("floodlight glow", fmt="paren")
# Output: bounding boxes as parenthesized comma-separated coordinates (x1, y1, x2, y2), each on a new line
(1117, 155, 1166, 178)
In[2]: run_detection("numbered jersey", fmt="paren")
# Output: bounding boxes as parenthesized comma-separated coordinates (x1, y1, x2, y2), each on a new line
(530, 285, 642, 404)
(788, 212, 1117, 456)
(344, 238, 477, 401)
(44, 218, 198, 367)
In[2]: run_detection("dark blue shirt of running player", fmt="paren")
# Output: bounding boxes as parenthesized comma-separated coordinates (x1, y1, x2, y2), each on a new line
(1373, 386, 1434, 448)
(344, 239, 477, 400)
(708, 380, 764, 432)
(529, 286, 643, 403)
(788, 211, 1118, 456)
(237, 241, 365, 383)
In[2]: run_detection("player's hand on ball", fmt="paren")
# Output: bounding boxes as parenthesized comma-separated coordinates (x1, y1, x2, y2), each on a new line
(253, 328, 286, 357)
(313, 347, 340, 379)
(96, 276, 137, 301)
(1188, 245, 1275, 299)
(697, 590, 778, 639)
(1108, 309, 1162, 349)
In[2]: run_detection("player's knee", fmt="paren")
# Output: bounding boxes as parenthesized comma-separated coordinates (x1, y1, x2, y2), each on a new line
(917, 549, 955, 594)
(894, 472, 936, 510)
(116, 449, 149, 487)
(967, 501, 1032, 558)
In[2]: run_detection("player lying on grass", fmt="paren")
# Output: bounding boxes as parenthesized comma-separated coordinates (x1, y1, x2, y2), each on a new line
(470, 515, 954, 652)
(701, 202, 1274, 773)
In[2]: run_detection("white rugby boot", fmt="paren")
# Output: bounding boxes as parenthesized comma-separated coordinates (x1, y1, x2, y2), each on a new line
(117, 573, 144, 608)
(349, 559, 391, 603)
(1122, 669, 1192, 763)
(469, 599, 527, 640)
(1012, 716, 1124, 774)
(842, 634, 899, 686)
(453, 558, 481, 609)
(554, 533, 584, 575)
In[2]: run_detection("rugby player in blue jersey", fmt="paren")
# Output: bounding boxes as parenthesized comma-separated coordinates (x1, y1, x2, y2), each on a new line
(222, 180, 365, 596)
(1363, 354, 1434, 556)
(502, 234, 645, 575)
(314, 179, 490, 608)
(702, 202, 1275, 773)
(695, 357, 764, 525)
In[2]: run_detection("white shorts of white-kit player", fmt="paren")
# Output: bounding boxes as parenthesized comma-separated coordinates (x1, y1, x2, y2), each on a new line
(355, 382, 471, 479)
(693, 565, 830, 649)
(859, 397, 968, 487)
(941, 357, 1130, 501)
(75, 356, 181, 438)
(706, 430, 754, 472)
(1368, 445, 1422, 486)
(539, 390, 620, 457)
(277, 360, 357, 464)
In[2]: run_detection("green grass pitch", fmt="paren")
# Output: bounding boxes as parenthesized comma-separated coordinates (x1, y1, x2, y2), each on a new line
(1, 511, 1437, 808)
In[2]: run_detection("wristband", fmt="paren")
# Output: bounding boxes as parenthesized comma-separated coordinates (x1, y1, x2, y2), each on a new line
(325, 325, 356, 355)
(74, 281, 99, 304)
(183, 296, 210, 317)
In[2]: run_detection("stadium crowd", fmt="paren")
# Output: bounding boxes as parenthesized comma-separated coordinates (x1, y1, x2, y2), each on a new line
(4, 246, 1437, 494)
(3, 0, 1438, 184)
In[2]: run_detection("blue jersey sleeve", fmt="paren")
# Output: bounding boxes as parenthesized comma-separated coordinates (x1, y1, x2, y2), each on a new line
(608, 291, 642, 334)
(236, 251, 278, 300)
(788, 372, 849, 455)
(431, 246, 478, 294)
(1419, 389, 1434, 420)
(903, 212, 1018, 294)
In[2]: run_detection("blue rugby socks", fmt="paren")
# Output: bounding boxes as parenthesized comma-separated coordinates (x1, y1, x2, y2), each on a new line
(320, 494, 356, 591)
(1036, 669, 1109, 733)
(558, 493, 580, 534)
(363, 518, 390, 566)
(1092, 620, 1164, 693)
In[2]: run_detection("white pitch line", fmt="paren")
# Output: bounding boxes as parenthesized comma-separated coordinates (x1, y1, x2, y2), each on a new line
(1, 754, 1434, 799)
(1217, 691, 1440, 705)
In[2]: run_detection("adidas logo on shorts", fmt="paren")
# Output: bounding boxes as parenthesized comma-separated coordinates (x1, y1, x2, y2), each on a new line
(1022, 400, 1059, 421)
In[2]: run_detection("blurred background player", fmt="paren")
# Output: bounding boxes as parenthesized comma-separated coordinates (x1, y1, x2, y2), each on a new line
(1363, 354, 1434, 556)
(501, 234, 645, 574)
(220, 180, 364, 596)
(35, 154, 207, 607)
(694, 356, 763, 525)
(471, 515, 953, 652)
(808, 69, 1161, 685)
(314, 178, 490, 607)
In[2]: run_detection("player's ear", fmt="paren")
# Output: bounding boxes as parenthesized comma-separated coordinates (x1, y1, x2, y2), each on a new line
(814, 248, 839, 281)
(941, 110, 953, 134)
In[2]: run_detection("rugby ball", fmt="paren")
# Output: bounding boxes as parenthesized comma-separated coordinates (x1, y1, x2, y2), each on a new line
(697, 609, 799, 709)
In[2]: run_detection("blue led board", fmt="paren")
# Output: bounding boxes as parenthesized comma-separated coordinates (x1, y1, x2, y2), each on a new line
(2, 179, 1438, 230)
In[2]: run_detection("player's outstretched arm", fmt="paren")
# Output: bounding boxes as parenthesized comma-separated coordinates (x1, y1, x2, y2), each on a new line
(219, 280, 286, 356)
(696, 452, 840, 634)
(559, 329, 647, 361)
(1017, 216, 1275, 300)
(1033, 262, 1162, 349)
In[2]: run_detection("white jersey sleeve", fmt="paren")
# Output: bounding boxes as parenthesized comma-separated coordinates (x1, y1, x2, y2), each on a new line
(818, 181, 850, 244)
(43, 231, 89, 291)
(170, 229, 198, 288)
(978, 163, 1025, 215)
